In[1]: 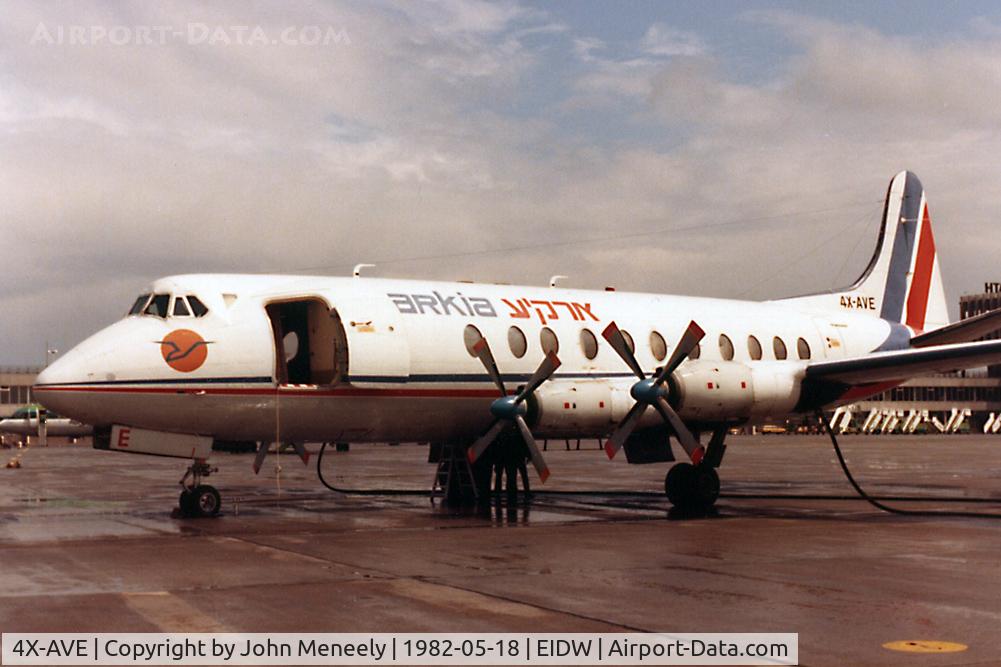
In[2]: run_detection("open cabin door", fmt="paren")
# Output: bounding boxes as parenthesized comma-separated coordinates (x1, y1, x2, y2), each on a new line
(266, 298, 348, 385)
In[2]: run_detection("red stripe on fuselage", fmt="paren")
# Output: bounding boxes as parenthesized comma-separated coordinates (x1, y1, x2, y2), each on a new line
(905, 203, 936, 332)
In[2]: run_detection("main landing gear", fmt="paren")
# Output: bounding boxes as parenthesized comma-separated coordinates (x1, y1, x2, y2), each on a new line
(178, 459, 221, 518)
(665, 463, 720, 511)
(663, 427, 726, 513)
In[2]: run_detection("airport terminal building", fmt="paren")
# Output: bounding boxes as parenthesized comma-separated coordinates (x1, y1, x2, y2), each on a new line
(829, 282, 1001, 434)
(0, 366, 39, 418)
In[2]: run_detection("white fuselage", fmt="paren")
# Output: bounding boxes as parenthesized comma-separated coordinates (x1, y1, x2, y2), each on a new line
(34, 274, 897, 445)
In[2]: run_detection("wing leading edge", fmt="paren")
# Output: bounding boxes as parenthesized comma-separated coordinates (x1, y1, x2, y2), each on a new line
(805, 339, 1001, 385)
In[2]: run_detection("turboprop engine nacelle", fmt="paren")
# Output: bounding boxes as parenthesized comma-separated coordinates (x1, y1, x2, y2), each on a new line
(530, 378, 635, 438)
(671, 360, 803, 422)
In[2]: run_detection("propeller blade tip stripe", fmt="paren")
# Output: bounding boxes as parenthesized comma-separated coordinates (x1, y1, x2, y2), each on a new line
(688, 321, 706, 338)
(601, 322, 619, 340)
(604, 441, 618, 459)
(539, 468, 551, 483)
(690, 446, 706, 465)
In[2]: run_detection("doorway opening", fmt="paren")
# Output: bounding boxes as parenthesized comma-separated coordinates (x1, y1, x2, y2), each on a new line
(265, 299, 347, 385)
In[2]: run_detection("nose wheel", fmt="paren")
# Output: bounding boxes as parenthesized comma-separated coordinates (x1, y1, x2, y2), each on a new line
(178, 459, 221, 518)
(665, 462, 720, 511)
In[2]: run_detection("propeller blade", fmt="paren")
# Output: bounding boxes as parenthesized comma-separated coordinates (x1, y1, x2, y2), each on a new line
(291, 441, 311, 467)
(602, 322, 645, 380)
(467, 420, 507, 464)
(514, 351, 561, 404)
(653, 396, 705, 465)
(472, 337, 506, 396)
(604, 402, 648, 459)
(514, 415, 550, 483)
(252, 441, 270, 474)
(654, 320, 705, 386)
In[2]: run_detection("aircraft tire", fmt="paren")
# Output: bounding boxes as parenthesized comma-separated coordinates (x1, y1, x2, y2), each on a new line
(665, 463, 695, 507)
(665, 463, 719, 510)
(192, 485, 221, 517)
(178, 490, 198, 517)
(691, 465, 720, 508)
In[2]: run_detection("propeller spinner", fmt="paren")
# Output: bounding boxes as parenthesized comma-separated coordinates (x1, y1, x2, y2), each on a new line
(602, 321, 706, 464)
(466, 336, 560, 483)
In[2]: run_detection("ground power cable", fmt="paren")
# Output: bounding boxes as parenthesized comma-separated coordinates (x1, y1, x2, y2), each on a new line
(317, 441, 1001, 506)
(816, 412, 1001, 519)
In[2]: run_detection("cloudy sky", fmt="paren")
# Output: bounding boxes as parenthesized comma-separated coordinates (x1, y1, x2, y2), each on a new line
(3, 1, 1001, 364)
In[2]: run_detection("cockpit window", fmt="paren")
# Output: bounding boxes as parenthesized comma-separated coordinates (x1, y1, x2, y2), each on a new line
(128, 294, 151, 315)
(144, 293, 170, 318)
(188, 296, 209, 317)
(172, 297, 191, 317)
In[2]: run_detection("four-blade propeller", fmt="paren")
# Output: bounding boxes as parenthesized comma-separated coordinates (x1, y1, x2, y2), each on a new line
(466, 336, 561, 483)
(602, 321, 706, 464)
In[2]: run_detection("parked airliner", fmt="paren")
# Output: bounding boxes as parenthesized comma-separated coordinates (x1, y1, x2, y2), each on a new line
(0, 404, 93, 440)
(33, 172, 1001, 516)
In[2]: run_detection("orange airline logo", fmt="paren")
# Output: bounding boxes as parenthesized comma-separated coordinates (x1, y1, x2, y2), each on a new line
(157, 329, 211, 372)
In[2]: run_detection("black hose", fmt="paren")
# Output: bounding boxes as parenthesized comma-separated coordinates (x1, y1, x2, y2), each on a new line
(316, 442, 426, 495)
(816, 411, 1001, 519)
(318, 436, 1001, 514)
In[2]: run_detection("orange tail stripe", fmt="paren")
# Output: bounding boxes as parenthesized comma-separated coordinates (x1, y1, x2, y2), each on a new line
(905, 203, 936, 332)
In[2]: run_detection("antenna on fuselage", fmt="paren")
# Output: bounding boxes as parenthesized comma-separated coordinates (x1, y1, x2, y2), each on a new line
(353, 263, 376, 278)
(549, 275, 568, 288)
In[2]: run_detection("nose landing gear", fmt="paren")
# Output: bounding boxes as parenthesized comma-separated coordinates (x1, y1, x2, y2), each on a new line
(178, 459, 221, 518)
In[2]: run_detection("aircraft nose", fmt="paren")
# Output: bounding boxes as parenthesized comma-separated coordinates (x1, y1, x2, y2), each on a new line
(34, 349, 86, 387)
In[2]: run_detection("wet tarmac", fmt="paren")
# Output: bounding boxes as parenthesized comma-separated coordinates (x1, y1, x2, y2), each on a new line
(2, 435, 1001, 666)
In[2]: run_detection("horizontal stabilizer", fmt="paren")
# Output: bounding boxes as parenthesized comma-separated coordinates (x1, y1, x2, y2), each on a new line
(910, 307, 1001, 348)
(806, 339, 1001, 385)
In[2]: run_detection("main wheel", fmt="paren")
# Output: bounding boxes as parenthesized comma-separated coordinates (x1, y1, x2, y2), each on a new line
(665, 462, 695, 507)
(690, 465, 720, 508)
(192, 485, 221, 517)
(665, 463, 720, 510)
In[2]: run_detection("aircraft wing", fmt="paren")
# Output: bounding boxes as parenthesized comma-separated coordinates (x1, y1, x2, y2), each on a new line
(910, 307, 1001, 347)
(805, 339, 1001, 385)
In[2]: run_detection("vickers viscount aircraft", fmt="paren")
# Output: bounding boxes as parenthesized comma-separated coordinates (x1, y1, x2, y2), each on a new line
(34, 172, 1001, 517)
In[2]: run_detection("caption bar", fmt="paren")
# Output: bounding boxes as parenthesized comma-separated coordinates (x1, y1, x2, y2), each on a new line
(1, 633, 796, 665)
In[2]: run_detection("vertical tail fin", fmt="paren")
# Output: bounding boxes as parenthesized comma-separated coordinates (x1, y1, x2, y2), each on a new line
(782, 171, 949, 333)
(851, 171, 947, 331)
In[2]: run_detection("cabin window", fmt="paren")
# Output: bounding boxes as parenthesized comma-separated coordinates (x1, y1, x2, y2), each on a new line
(463, 324, 483, 356)
(508, 326, 527, 358)
(128, 294, 151, 315)
(797, 337, 811, 360)
(719, 334, 734, 361)
(540, 327, 559, 355)
(650, 331, 667, 361)
(748, 335, 762, 360)
(188, 296, 209, 317)
(620, 329, 635, 354)
(580, 328, 599, 360)
(172, 297, 191, 317)
(144, 293, 170, 318)
(773, 336, 788, 360)
(689, 342, 701, 360)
